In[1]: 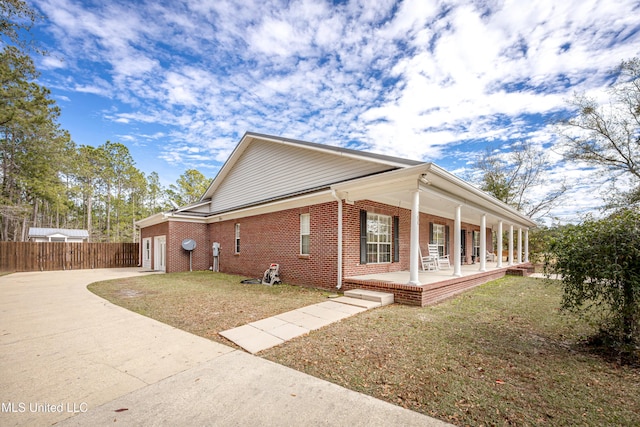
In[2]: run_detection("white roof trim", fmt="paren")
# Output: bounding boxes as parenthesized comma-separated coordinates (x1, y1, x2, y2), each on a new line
(135, 212, 166, 228)
(426, 164, 537, 227)
(332, 163, 537, 228)
(174, 200, 211, 213)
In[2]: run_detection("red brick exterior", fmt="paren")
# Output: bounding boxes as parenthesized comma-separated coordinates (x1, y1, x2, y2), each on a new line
(342, 268, 512, 306)
(167, 221, 208, 273)
(208, 202, 339, 288)
(140, 199, 496, 290)
(342, 200, 411, 277)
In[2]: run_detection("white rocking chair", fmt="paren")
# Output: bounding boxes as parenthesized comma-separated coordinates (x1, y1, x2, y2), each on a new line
(419, 248, 438, 271)
(428, 244, 451, 269)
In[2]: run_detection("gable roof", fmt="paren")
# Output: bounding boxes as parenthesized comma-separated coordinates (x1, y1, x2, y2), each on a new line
(28, 228, 89, 238)
(136, 131, 536, 230)
(201, 132, 422, 214)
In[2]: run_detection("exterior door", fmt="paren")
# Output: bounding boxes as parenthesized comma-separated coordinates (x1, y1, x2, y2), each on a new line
(154, 235, 166, 272)
(142, 238, 152, 269)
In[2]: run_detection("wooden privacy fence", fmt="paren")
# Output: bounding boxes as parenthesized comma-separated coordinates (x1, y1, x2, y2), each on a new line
(0, 242, 139, 272)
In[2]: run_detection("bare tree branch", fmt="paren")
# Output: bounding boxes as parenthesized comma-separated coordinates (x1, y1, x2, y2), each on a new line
(558, 58, 640, 208)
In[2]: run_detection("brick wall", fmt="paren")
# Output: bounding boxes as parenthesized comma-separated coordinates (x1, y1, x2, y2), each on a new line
(167, 221, 209, 273)
(342, 200, 411, 277)
(140, 220, 209, 272)
(209, 201, 339, 289)
(342, 201, 482, 277)
(139, 199, 496, 289)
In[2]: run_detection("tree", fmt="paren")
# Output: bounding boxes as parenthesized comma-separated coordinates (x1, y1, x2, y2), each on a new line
(101, 141, 136, 242)
(0, 0, 174, 242)
(73, 145, 106, 240)
(471, 141, 567, 220)
(547, 208, 640, 358)
(145, 171, 165, 213)
(0, 0, 40, 52)
(558, 57, 640, 208)
(167, 169, 210, 206)
(0, 46, 72, 240)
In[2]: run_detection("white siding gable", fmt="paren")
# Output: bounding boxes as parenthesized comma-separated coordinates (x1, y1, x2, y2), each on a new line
(209, 138, 397, 213)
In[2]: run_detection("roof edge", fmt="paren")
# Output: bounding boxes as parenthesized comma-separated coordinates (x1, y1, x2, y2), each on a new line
(426, 164, 537, 227)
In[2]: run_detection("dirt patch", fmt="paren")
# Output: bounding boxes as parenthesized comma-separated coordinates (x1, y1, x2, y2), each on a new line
(117, 289, 142, 298)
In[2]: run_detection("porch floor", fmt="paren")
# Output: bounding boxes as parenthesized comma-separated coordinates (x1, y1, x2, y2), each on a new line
(343, 262, 533, 306)
(346, 262, 503, 284)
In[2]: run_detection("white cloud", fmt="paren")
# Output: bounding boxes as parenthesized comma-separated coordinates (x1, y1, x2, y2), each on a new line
(40, 54, 65, 69)
(32, 0, 640, 222)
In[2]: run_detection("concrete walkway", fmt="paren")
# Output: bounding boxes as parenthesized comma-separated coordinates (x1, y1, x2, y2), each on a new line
(220, 295, 385, 353)
(0, 269, 450, 427)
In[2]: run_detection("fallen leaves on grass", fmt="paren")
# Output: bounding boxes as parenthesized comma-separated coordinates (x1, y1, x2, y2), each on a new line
(263, 277, 640, 426)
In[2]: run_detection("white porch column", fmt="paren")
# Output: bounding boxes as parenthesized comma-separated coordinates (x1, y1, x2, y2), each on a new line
(479, 214, 487, 272)
(408, 190, 420, 285)
(524, 229, 529, 263)
(517, 228, 522, 264)
(497, 221, 503, 268)
(508, 224, 514, 266)
(332, 191, 343, 289)
(453, 205, 462, 277)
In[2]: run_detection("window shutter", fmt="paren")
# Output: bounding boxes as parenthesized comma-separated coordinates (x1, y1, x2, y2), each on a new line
(393, 216, 400, 262)
(472, 230, 477, 259)
(461, 229, 466, 258)
(445, 225, 450, 255)
(360, 210, 367, 264)
(429, 222, 434, 244)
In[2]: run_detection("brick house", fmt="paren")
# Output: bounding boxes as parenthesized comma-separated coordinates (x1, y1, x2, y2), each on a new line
(137, 132, 535, 297)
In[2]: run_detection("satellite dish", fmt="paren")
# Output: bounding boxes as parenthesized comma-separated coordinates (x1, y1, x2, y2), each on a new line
(182, 239, 197, 251)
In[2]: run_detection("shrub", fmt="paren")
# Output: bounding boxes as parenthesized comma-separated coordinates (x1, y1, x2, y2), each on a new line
(546, 208, 640, 359)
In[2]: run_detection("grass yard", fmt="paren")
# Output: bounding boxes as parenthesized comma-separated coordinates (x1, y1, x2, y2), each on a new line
(90, 273, 640, 426)
(264, 277, 640, 426)
(88, 271, 328, 345)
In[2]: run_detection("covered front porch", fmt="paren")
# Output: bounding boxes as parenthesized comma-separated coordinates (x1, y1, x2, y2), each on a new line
(332, 163, 537, 299)
(342, 262, 535, 306)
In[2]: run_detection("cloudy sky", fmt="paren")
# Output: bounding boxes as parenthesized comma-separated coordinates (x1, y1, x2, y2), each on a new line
(29, 0, 640, 223)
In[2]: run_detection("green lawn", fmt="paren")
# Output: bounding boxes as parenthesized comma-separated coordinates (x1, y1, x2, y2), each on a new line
(263, 277, 640, 426)
(90, 273, 640, 426)
(88, 271, 328, 345)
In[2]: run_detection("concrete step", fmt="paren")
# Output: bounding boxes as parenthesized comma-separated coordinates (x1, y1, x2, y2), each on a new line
(333, 296, 382, 309)
(343, 289, 394, 306)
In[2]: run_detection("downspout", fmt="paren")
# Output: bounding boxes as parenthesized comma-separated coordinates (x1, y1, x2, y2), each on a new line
(331, 190, 343, 289)
(137, 225, 142, 267)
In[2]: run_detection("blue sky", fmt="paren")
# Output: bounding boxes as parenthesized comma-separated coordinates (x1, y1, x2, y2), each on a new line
(28, 0, 640, 222)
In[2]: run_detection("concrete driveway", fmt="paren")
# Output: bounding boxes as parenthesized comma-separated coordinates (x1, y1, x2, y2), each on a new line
(0, 268, 450, 426)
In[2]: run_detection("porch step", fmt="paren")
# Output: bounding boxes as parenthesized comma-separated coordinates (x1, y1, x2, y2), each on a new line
(343, 289, 394, 306)
(506, 265, 535, 276)
(333, 296, 382, 309)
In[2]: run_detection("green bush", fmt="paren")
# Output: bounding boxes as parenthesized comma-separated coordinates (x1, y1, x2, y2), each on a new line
(546, 208, 640, 358)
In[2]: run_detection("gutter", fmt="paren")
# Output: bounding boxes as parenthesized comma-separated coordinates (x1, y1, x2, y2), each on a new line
(331, 190, 343, 289)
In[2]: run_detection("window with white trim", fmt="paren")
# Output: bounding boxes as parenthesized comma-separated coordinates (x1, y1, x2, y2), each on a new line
(234, 223, 240, 253)
(366, 213, 392, 263)
(300, 213, 310, 255)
